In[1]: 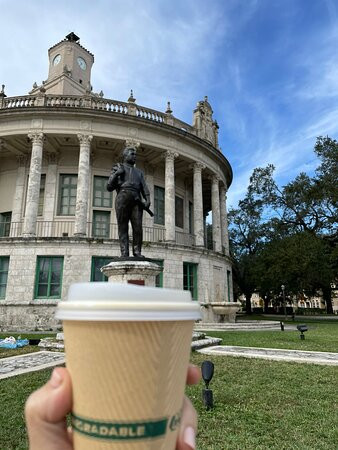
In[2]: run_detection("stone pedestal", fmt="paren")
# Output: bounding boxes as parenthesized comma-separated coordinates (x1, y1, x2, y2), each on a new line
(101, 258, 163, 286)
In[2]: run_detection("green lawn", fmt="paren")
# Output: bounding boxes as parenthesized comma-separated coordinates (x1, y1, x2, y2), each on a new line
(204, 322, 338, 353)
(0, 323, 337, 449)
(0, 354, 337, 449)
(0, 333, 56, 359)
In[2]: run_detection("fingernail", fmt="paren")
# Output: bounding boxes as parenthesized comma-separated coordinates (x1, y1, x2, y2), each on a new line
(50, 368, 63, 388)
(183, 426, 196, 449)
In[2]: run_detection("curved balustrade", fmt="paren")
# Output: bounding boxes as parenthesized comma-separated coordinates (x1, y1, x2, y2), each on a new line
(1, 221, 196, 248)
(136, 106, 165, 123)
(0, 94, 195, 131)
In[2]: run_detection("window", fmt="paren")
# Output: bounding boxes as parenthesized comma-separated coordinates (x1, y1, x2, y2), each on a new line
(35, 256, 63, 299)
(154, 186, 165, 225)
(0, 257, 9, 299)
(91, 257, 112, 282)
(0, 212, 11, 237)
(227, 270, 231, 302)
(92, 211, 110, 238)
(189, 201, 193, 234)
(58, 175, 77, 215)
(153, 259, 163, 287)
(183, 262, 198, 300)
(175, 196, 184, 228)
(93, 176, 112, 208)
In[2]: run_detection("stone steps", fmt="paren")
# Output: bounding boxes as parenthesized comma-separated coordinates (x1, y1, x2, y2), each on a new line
(194, 321, 282, 331)
(38, 332, 221, 352)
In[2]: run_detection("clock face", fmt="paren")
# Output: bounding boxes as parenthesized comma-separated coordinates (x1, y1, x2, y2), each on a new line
(77, 57, 87, 70)
(53, 54, 61, 66)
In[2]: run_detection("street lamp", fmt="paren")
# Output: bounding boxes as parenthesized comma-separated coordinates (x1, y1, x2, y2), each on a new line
(281, 284, 287, 320)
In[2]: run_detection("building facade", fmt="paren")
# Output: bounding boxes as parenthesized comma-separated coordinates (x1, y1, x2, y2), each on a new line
(0, 33, 234, 331)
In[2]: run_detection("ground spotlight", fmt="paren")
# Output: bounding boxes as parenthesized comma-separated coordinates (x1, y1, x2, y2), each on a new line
(297, 324, 308, 340)
(201, 360, 214, 410)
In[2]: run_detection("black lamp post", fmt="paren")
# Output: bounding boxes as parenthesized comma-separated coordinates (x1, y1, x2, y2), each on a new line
(281, 284, 287, 320)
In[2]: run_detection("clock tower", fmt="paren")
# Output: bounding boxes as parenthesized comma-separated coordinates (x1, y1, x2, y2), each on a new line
(30, 32, 94, 96)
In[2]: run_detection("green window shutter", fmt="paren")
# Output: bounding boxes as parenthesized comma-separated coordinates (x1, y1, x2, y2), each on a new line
(92, 211, 110, 238)
(183, 262, 198, 300)
(93, 176, 112, 208)
(91, 257, 112, 282)
(154, 186, 165, 225)
(58, 175, 78, 215)
(0, 256, 10, 299)
(35, 256, 64, 299)
(152, 260, 164, 287)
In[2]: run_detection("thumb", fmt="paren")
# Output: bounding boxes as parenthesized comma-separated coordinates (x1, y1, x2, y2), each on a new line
(176, 396, 197, 450)
(25, 367, 73, 450)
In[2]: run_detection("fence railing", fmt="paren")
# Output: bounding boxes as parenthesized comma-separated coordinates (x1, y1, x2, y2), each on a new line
(175, 231, 196, 247)
(0, 94, 195, 134)
(0, 221, 195, 247)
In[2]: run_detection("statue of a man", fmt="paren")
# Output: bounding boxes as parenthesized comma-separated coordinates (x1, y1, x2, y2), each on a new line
(107, 146, 151, 258)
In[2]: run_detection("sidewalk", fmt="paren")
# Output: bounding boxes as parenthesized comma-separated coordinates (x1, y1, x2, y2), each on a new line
(198, 345, 338, 365)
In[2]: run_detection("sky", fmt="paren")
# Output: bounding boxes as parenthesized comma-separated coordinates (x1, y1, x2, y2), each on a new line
(0, 0, 337, 208)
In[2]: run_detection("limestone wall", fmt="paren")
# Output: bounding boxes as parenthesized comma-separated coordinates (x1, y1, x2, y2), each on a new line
(0, 238, 232, 331)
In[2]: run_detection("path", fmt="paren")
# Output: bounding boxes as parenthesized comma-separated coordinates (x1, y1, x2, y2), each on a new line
(197, 345, 338, 365)
(0, 351, 65, 380)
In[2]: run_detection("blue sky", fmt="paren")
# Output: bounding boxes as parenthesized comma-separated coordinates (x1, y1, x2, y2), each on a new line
(0, 0, 337, 208)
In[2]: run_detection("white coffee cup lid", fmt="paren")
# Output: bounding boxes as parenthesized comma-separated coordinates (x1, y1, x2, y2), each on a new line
(56, 283, 201, 321)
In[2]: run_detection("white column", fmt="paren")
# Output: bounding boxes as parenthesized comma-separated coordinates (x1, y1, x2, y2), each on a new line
(164, 150, 178, 241)
(220, 183, 229, 255)
(192, 162, 205, 246)
(74, 134, 92, 236)
(23, 132, 44, 237)
(10, 156, 27, 236)
(211, 174, 222, 252)
(43, 153, 58, 235)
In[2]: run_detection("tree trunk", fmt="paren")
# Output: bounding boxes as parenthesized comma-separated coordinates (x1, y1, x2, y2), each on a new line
(264, 297, 270, 313)
(245, 292, 252, 314)
(322, 285, 333, 314)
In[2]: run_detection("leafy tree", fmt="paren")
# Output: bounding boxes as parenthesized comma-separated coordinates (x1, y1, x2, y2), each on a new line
(228, 192, 267, 314)
(229, 137, 337, 313)
(254, 232, 336, 310)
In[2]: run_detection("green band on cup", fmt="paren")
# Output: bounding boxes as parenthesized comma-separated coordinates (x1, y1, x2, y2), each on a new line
(72, 414, 169, 441)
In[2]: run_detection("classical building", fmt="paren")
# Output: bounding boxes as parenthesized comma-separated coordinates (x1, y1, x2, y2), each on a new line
(0, 33, 234, 331)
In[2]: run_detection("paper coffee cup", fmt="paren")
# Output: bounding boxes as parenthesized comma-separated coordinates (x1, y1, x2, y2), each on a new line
(56, 283, 201, 450)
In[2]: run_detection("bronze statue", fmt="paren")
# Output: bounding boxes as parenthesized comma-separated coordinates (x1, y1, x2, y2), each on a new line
(107, 146, 152, 258)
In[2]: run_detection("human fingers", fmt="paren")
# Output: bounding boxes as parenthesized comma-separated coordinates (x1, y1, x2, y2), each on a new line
(176, 396, 197, 450)
(186, 364, 201, 385)
(25, 367, 73, 450)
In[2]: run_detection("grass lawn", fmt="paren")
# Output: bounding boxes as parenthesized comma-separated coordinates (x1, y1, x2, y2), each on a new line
(0, 353, 337, 450)
(204, 322, 338, 353)
(0, 333, 56, 359)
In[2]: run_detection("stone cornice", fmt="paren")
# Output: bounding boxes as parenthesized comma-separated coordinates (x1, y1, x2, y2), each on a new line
(0, 107, 233, 186)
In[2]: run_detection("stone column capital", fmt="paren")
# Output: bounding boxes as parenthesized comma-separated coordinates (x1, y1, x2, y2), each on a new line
(190, 161, 206, 173)
(28, 132, 44, 145)
(165, 150, 179, 161)
(125, 138, 141, 149)
(77, 134, 93, 146)
(210, 173, 221, 185)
